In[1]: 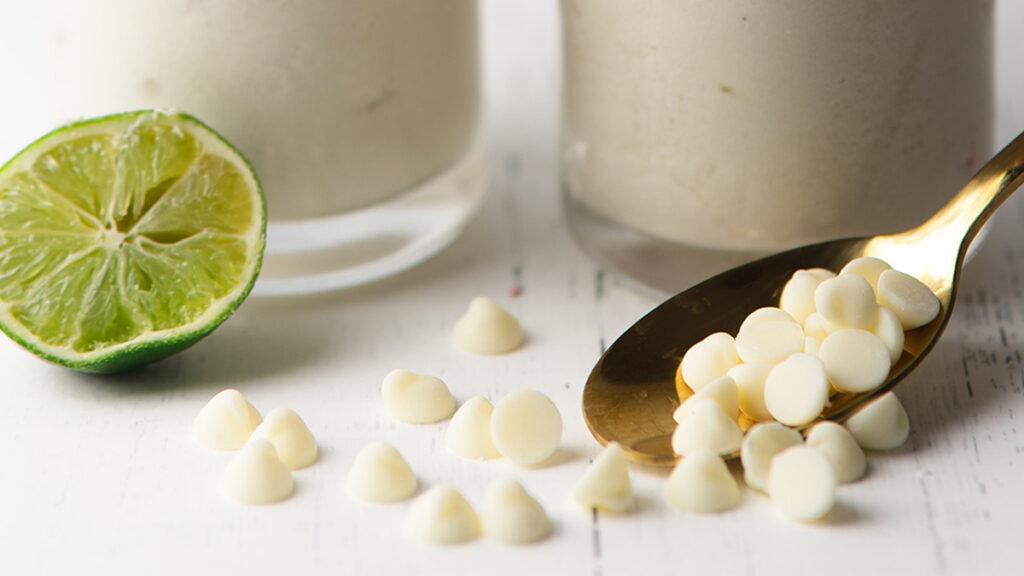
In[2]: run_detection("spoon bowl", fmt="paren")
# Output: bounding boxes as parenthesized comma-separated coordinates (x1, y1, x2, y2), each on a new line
(583, 131, 1024, 465)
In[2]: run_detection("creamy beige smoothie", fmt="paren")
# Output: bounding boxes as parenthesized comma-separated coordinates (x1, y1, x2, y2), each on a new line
(562, 0, 993, 252)
(0, 0, 479, 221)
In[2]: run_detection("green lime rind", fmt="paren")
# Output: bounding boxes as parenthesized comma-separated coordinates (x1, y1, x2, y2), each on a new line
(0, 110, 266, 373)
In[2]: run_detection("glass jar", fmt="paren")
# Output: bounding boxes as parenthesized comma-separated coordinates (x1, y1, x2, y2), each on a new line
(561, 0, 993, 294)
(0, 0, 485, 295)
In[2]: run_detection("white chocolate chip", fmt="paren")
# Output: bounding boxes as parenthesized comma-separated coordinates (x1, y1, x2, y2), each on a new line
(192, 389, 262, 451)
(251, 408, 318, 470)
(671, 398, 743, 457)
(491, 390, 562, 466)
(452, 297, 524, 355)
(347, 442, 419, 503)
(814, 274, 879, 330)
(840, 256, 892, 292)
(805, 421, 867, 483)
(740, 307, 799, 331)
(672, 401, 689, 423)
(664, 449, 741, 514)
(572, 443, 634, 513)
(803, 312, 836, 340)
(803, 268, 837, 282)
(844, 392, 910, 450)
(381, 369, 457, 424)
(221, 438, 294, 505)
(674, 375, 739, 422)
(764, 353, 830, 426)
(818, 329, 892, 393)
(874, 306, 906, 364)
(876, 270, 941, 330)
(736, 317, 805, 365)
(679, 332, 741, 392)
(740, 422, 804, 492)
(728, 362, 774, 422)
(405, 485, 481, 545)
(482, 479, 552, 545)
(780, 270, 831, 323)
(769, 446, 836, 522)
(445, 396, 501, 460)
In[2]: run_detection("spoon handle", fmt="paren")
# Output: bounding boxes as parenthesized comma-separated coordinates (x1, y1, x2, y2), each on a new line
(920, 130, 1024, 254)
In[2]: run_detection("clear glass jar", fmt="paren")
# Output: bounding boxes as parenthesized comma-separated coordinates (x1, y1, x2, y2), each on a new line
(561, 0, 993, 294)
(0, 0, 486, 295)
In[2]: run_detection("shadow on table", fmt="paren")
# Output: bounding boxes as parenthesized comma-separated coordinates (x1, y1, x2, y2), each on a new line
(824, 501, 868, 526)
(64, 294, 345, 395)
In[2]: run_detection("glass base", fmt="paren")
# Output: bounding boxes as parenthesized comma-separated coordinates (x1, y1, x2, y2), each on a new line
(563, 190, 772, 299)
(564, 189, 991, 299)
(253, 136, 488, 296)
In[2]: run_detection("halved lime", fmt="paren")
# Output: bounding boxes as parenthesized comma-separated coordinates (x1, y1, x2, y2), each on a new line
(0, 111, 266, 372)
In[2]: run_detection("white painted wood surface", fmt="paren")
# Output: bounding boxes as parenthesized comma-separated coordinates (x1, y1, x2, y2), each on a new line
(2, 1, 1023, 574)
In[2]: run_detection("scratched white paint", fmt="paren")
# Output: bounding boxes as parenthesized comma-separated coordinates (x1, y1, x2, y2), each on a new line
(0, 1, 1022, 575)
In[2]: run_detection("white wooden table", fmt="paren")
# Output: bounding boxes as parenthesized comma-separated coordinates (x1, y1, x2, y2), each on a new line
(3, 2, 1023, 574)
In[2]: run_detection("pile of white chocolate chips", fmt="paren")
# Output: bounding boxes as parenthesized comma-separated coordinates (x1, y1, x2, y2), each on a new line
(189, 257, 940, 544)
(670, 256, 939, 520)
(193, 297, 573, 546)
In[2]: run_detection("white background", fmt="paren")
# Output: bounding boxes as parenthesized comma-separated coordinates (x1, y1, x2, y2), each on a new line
(2, 1, 1023, 575)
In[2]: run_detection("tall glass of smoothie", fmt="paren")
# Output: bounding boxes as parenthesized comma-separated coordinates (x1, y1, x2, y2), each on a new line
(0, 0, 485, 295)
(561, 0, 993, 294)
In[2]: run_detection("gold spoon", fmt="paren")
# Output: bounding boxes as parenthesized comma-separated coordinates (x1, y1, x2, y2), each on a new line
(582, 130, 1024, 466)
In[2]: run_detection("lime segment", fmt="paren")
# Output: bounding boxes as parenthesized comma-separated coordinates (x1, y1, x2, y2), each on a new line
(0, 111, 265, 372)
